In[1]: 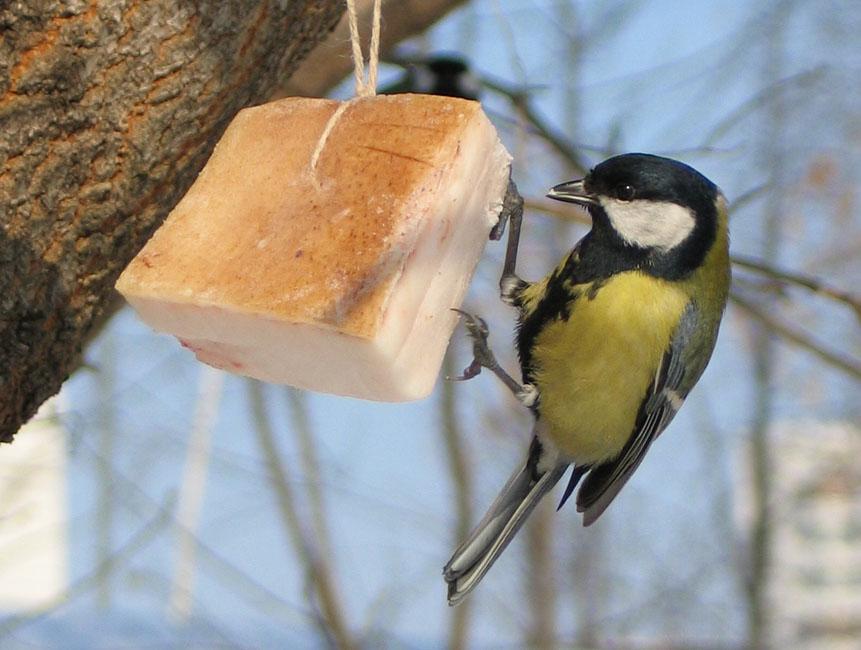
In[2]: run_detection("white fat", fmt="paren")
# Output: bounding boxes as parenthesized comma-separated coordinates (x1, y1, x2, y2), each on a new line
(599, 198, 695, 251)
(127, 114, 511, 402)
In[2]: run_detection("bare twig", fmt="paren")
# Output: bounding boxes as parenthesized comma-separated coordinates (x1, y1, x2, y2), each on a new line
(284, 388, 335, 563)
(728, 184, 770, 215)
(731, 292, 861, 380)
(732, 255, 861, 319)
(248, 381, 355, 650)
(93, 436, 311, 626)
(703, 66, 826, 146)
(481, 76, 590, 175)
(525, 503, 556, 650)
(170, 366, 225, 622)
(95, 330, 117, 608)
(440, 353, 473, 650)
(743, 15, 810, 643)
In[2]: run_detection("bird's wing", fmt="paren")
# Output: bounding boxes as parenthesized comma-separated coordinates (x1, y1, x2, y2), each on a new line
(575, 301, 702, 526)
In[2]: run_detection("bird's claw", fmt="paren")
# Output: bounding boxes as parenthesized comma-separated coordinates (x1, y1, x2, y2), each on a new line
(453, 309, 489, 341)
(450, 358, 482, 382)
(489, 212, 507, 241)
(450, 309, 499, 381)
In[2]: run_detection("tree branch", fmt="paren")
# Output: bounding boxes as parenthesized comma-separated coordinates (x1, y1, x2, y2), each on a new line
(248, 380, 355, 650)
(481, 77, 590, 175)
(440, 353, 474, 650)
(730, 292, 861, 381)
(284, 387, 336, 569)
(732, 255, 861, 319)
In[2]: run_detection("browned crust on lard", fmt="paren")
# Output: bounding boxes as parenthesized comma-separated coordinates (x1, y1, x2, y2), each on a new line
(116, 94, 487, 340)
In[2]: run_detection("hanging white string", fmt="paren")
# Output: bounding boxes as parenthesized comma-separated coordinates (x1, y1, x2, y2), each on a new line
(366, 0, 382, 94)
(345, 0, 383, 97)
(310, 102, 350, 175)
(311, 0, 382, 180)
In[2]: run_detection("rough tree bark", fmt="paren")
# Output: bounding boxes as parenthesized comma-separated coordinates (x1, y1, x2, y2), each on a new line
(0, 0, 468, 442)
(0, 0, 346, 442)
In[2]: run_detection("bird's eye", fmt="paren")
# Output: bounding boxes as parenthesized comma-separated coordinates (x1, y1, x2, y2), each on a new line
(616, 184, 636, 201)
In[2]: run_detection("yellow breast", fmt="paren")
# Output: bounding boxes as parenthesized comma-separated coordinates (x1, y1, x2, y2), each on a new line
(529, 272, 689, 463)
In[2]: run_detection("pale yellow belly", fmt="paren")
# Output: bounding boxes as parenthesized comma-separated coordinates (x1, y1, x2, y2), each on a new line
(529, 272, 689, 463)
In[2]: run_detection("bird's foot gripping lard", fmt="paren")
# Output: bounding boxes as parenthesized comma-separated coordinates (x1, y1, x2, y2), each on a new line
(450, 310, 538, 409)
(491, 177, 528, 306)
(449, 177, 536, 408)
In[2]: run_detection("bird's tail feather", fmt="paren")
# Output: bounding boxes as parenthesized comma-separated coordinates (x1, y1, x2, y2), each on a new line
(443, 459, 568, 605)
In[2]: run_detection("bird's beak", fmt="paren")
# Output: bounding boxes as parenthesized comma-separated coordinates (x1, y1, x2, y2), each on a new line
(546, 179, 597, 206)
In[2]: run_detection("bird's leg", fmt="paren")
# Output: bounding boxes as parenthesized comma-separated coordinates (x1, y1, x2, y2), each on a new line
(450, 309, 538, 408)
(491, 177, 528, 307)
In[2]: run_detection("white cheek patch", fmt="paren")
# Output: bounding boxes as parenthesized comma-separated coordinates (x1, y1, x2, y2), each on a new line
(600, 198, 696, 251)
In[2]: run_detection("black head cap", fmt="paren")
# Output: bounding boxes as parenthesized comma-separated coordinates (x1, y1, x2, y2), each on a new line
(587, 153, 719, 211)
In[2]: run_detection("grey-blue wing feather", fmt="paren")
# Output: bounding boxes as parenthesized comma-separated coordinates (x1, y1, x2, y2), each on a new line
(576, 302, 711, 525)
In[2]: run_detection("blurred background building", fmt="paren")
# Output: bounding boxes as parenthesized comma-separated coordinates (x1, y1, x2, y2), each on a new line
(747, 421, 861, 649)
(0, 398, 67, 613)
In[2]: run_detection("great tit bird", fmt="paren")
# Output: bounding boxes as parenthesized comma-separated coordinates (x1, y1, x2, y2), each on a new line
(444, 153, 731, 605)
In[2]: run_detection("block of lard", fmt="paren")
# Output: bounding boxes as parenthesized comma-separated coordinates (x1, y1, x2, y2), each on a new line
(116, 94, 512, 401)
